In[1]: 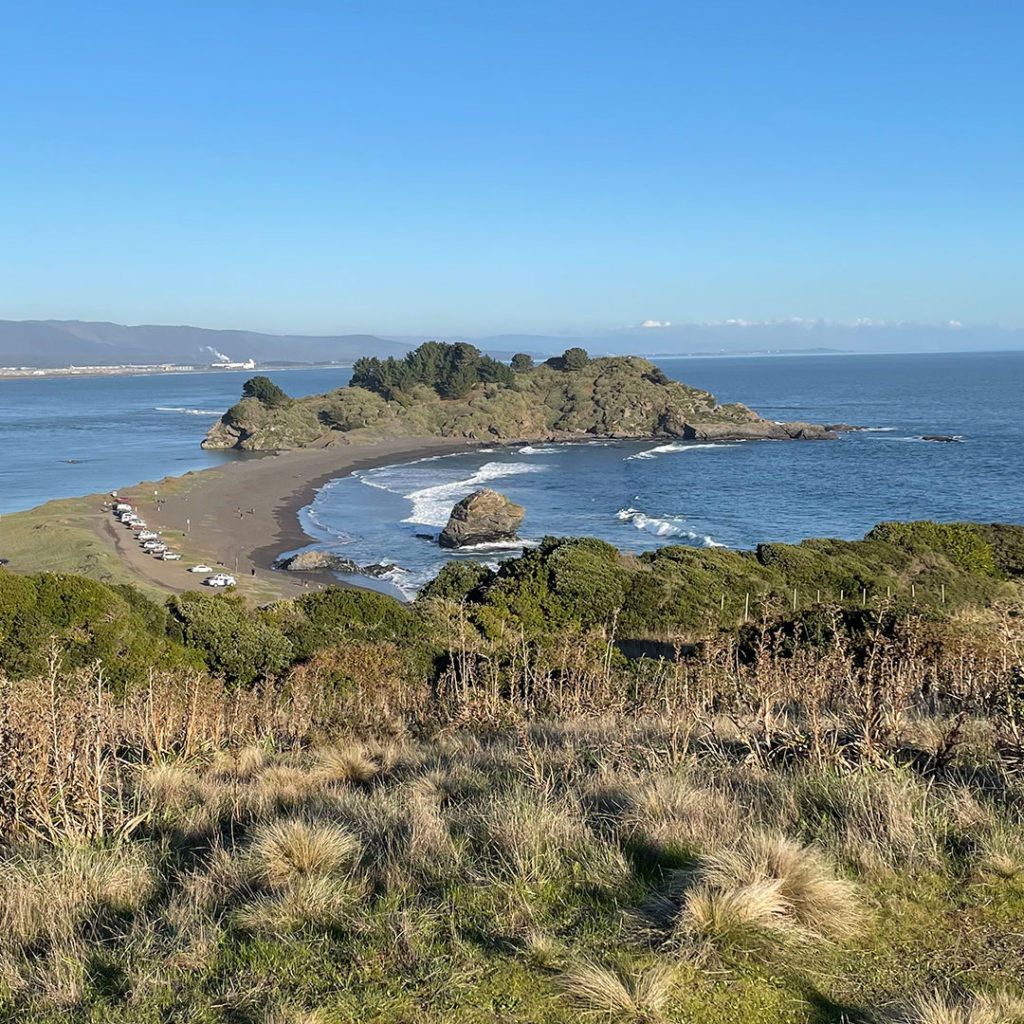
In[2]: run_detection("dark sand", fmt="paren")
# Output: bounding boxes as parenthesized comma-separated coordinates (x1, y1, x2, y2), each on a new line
(91, 437, 479, 597)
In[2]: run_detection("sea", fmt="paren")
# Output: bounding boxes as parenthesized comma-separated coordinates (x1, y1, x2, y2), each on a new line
(2, 352, 1022, 600)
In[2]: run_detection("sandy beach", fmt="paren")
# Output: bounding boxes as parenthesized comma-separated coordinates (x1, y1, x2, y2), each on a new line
(3, 437, 479, 601)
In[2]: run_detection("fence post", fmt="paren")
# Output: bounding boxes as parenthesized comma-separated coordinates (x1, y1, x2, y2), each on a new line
(744, 593, 749, 622)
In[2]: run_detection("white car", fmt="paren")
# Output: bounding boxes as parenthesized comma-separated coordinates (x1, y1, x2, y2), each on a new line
(189, 565, 214, 573)
(142, 540, 163, 550)
(148, 544, 168, 554)
(161, 552, 182, 561)
(138, 530, 159, 541)
(204, 573, 237, 588)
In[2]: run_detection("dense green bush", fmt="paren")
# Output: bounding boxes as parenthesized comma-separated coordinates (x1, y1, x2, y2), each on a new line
(0, 572, 191, 684)
(867, 521, 997, 575)
(169, 592, 293, 685)
(418, 561, 494, 603)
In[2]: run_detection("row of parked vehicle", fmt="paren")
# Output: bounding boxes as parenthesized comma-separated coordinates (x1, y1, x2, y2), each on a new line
(110, 498, 236, 587)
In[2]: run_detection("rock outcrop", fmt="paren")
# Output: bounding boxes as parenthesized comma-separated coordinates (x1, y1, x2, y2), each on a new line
(274, 550, 397, 577)
(438, 489, 525, 549)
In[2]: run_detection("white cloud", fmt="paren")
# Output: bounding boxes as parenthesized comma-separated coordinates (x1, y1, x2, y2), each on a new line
(640, 319, 671, 328)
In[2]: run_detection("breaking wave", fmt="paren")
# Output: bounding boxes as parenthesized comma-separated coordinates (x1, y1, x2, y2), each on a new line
(518, 445, 565, 455)
(155, 407, 223, 416)
(617, 507, 724, 547)
(625, 442, 722, 461)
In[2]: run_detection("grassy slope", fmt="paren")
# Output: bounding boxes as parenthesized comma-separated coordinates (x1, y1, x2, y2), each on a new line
(2, 724, 1023, 1023)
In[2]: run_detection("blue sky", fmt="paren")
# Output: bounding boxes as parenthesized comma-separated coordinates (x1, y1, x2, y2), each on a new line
(2, 1, 1022, 336)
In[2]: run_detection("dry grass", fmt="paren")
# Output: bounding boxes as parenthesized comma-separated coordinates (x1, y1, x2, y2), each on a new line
(665, 833, 860, 954)
(897, 990, 1024, 1024)
(558, 959, 677, 1021)
(251, 818, 361, 887)
(316, 744, 381, 785)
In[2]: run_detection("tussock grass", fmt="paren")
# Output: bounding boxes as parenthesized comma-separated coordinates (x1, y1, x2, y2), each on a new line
(316, 744, 381, 785)
(233, 875, 367, 935)
(897, 989, 1024, 1024)
(251, 819, 361, 887)
(663, 833, 861, 955)
(558, 959, 676, 1020)
(1, 678, 1023, 1020)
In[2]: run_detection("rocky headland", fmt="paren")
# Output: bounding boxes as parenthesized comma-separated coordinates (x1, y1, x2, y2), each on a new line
(202, 346, 835, 452)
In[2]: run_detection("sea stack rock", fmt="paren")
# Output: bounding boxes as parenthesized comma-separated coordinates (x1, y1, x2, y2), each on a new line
(439, 489, 525, 549)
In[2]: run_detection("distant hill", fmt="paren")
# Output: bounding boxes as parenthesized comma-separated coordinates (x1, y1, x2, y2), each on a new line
(0, 320, 411, 368)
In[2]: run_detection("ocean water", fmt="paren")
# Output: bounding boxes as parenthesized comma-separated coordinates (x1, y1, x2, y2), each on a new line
(297, 351, 1024, 598)
(0, 367, 352, 514)
(2, 353, 1022, 601)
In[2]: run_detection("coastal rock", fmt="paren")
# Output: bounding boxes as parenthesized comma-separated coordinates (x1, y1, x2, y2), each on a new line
(274, 550, 398, 576)
(920, 435, 962, 443)
(825, 423, 866, 432)
(680, 419, 836, 442)
(439, 489, 525, 549)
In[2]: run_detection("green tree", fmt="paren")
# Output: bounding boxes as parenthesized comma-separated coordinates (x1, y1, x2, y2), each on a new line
(438, 343, 481, 398)
(477, 355, 515, 385)
(241, 376, 289, 406)
(510, 353, 534, 372)
(350, 356, 382, 392)
(562, 347, 589, 371)
(170, 592, 293, 685)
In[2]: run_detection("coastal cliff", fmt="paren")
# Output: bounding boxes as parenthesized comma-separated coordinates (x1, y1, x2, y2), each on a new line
(202, 349, 833, 451)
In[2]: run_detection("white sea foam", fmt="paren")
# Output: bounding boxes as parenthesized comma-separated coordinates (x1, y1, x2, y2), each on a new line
(616, 507, 724, 547)
(155, 407, 223, 416)
(861, 426, 896, 432)
(625, 442, 721, 461)
(518, 445, 564, 455)
(450, 538, 541, 553)
(401, 461, 546, 526)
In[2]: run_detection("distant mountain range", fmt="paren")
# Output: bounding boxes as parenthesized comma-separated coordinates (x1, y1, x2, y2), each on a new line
(1, 318, 1022, 369)
(410, 321, 1024, 358)
(0, 320, 411, 369)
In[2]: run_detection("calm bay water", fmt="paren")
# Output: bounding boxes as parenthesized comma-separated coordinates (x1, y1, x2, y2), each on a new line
(0, 367, 351, 514)
(2, 353, 1022, 600)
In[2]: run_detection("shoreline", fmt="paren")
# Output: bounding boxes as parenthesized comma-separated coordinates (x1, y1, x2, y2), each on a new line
(0, 437, 482, 602)
(2, 428, 826, 602)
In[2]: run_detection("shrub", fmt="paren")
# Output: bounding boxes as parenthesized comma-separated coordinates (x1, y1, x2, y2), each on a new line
(170, 592, 293, 685)
(867, 521, 997, 575)
(510, 352, 534, 372)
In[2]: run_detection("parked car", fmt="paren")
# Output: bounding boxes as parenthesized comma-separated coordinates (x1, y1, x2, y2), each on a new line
(204, 573, 237, 588)
(148, 544, 167, 555)
(142, 540, 163, 550)
(161, 552, 182, 561)
(138, 530, 159, 541)
(188, 564, 214, 573)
